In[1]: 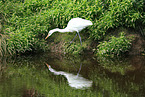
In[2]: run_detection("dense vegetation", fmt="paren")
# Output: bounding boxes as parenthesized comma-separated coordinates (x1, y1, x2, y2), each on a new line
(0, 0, 144, 56)
(97, 32, 133, 57)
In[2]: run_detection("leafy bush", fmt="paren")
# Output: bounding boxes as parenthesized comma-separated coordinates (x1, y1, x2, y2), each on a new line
(1, 0, 105, 54)
(0, 0, 144, 55)
(0, 34, 10, 56)
(90, 0, 145, 40)
(97, 32, 132, 57)
(65, 43, 86, 55)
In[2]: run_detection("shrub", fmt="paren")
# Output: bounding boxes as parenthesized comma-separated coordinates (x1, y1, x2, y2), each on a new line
(0, 34, 10, 56)
(6, 28, 48, 54)
(0, 0, 144, 55)
(90, 0, 144, 40)
(97, 32, 132, 57)
(1, 0, 105, 54)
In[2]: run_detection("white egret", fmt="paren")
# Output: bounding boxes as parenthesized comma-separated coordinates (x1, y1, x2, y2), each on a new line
(45, 17, 93, 45)
(46, 64, 92, 89)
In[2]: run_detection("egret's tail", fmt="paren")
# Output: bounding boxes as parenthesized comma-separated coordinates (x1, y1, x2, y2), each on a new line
(87, 20, 93, 25)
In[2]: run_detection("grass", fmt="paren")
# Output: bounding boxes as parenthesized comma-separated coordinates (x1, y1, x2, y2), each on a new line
(97, 32, 133, 57)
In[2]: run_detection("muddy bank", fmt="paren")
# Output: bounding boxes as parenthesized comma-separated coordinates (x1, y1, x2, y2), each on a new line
(46, 27, 145, 56)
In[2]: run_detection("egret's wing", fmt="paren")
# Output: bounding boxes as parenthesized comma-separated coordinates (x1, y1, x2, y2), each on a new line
(66, 18, 92, 32)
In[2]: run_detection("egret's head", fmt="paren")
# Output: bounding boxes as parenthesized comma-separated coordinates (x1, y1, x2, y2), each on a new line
(45, 28, 59, 39)
(45, 63, 50, 68)
(45, 30, 53, 39)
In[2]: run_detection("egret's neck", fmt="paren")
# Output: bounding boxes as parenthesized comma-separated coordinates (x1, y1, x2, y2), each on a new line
(48, 28, 71, 37)
(49, 66, 65, 75)
(58, 28, 70, 33)
(52, 28, 70, 33)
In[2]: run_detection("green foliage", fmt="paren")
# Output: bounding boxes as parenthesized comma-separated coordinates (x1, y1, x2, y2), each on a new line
(0, 0, 144, 55)
(0, 0, 50, 54)
(97, 32, 132, 57)
(65, 43, 85, 55)
(7, 29, 47, 54)
(92, 0, 144, 40)
(0, 0, 107, 55)
(0, 34, 11, 56)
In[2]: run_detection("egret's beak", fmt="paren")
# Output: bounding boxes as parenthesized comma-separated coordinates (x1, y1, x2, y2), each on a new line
(45, 34, 50, 39)
(45, 63, 49, 68)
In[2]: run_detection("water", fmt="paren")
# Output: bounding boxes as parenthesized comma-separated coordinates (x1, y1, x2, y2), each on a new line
(0, 52, 145, 97)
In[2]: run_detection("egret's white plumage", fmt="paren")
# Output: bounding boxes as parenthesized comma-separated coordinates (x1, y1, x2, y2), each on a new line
(45, 17, 93, 45)
(65, 18, 93, 32)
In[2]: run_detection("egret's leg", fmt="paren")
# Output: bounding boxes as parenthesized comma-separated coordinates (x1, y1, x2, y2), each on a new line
(67, 33, 78, 48)
(76, 63, 82, 77)
(70, 33, 77, 44)
(77, 32, 82, 46)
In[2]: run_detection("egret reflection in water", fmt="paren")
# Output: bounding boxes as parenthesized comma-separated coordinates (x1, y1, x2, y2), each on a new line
(46, 64, 92, 89)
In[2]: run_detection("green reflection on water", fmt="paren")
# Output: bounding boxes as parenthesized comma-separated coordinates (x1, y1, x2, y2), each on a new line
(0, 53, 145, 97)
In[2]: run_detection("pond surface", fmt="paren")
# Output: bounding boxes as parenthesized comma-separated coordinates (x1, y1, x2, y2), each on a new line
(0, 52, 145, 97)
